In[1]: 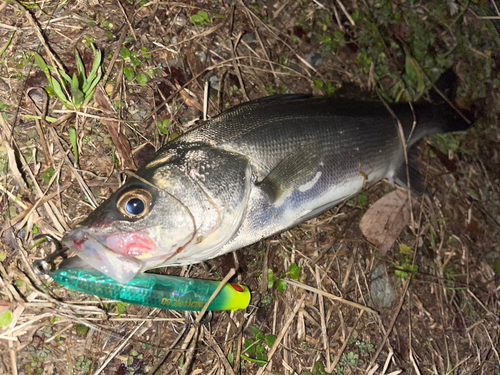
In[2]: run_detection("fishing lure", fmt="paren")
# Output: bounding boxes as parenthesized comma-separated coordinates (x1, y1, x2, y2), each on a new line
(34, 235, 251, 312)
(52, 268, 251, 311)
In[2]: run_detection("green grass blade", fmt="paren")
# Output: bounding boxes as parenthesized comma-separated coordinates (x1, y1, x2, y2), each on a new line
(24, 115, 58, 122)
(51, 78, 72, 108)
(75, 49, 87, 87)
(0, 31, 15, 59)
(83, 70, 101, 104)
(83, 88, 96, 106)
(83, 47, 101, 93)
(48, 66, 72, 85)
(34, 52, 52, 86)
(68, 125, 78, 164)
(71, 73, 84, 109)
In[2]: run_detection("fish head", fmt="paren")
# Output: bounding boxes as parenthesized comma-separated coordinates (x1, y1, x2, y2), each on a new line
(62, 168, 200, 283)
(62, 146, 252, 283)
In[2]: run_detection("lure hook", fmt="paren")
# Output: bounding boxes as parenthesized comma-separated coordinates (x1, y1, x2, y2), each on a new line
(172, 311, 213, 336)
(32, 234, 68, 276)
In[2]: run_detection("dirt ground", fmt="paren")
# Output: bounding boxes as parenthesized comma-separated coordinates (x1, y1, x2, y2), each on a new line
(0, 0, 499, 374)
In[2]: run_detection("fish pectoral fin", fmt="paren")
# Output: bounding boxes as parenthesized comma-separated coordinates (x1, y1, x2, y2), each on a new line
(257, 144, 322, 203)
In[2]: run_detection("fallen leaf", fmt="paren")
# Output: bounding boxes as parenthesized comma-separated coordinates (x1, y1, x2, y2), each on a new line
(359, 189, 410, 254)
(0, 309, 13, 327)
(4, 141, 27, 190)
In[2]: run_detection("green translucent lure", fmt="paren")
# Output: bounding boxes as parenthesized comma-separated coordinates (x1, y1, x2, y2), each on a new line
(52, 268, 251, 311)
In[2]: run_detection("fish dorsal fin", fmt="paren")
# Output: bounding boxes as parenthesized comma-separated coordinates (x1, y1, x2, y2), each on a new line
(251, 94, 312, 103)
(258, 143, 322, 203)
(177, 95, 313, 147)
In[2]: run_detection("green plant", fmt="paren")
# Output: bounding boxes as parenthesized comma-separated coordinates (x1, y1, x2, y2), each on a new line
(313, 79, 336, 95)
(75, 323, 89, 335)
(267, 268, 288, 292)
(115, 301, 130, 315)
(76, 356, 93, 372)
(394, 244, 419, 279)
(289, 262, 302, 280)
(25, 345, 51, 374)
(40, 167, 55, 185)
(268, 263, 303, 292)
(190, 10, 211, 26)
(157, 119, 170, 135)
(357, 193, 368, 213)
(34, 44, 102, 109)
(241, 326, 277, 366)
(120, 45, 152, 84)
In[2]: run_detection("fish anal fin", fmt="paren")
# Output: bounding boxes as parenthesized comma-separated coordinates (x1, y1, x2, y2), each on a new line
(393, 146, 430, 196)
(258, 144, 322, 203)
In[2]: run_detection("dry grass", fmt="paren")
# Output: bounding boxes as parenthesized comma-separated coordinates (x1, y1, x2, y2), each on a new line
(0, 0, 499, 374)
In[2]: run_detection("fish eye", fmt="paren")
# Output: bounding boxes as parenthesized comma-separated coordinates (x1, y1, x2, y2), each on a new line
(117, 189, 153, 219)
(126, 198, 145, 215)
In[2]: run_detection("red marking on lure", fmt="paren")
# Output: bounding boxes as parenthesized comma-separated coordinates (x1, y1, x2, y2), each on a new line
(231, 284, 244, 292)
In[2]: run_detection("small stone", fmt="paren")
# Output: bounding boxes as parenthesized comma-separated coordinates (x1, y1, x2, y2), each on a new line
(209, 76, 220, 91)
(174, 15, 186, 27)
(370, 264, 395, 308)
(242, 33, 256, 42)
(306, 52, 323, 67)
(197, 51, 207, 63)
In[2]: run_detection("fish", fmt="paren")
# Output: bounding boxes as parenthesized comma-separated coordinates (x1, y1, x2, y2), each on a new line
(61, 73, 473, 283)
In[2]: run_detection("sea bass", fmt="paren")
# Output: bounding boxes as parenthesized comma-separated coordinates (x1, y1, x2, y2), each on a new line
(62, 83, 472, 283)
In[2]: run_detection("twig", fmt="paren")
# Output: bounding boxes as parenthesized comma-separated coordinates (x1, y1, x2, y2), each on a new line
(3, 140, 27, 190)
(203, 81, 209, 121)
(94, 309, 158, 374)
(202, 326, 236, 375)
(103, 28, 128, 83)
(117, 0, 137, 41)
(286, 279, 377, 314)
(331, 310, 364, 369)
(8, 339, 18, 375)
(335, 0, 355, 25)
(228, 6, 249, 101)
(315, 265, 331, 372)
(246, 7, 278, 80)
(377, 95, 416, 232)
(48, 128, 98, 208)
(154, 269, 237, 373)
(16, 0, 72, 103)
(366, 277, 411, 370)
(255, 292, 307, 375)
(239, 0, 320, 78)
(26, 88, 52, 167)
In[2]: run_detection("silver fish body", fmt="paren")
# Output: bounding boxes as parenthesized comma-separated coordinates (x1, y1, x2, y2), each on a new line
(62, 94, 471, 283)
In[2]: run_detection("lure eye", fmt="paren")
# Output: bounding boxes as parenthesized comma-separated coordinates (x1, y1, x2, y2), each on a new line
(117, 189, 153, 219)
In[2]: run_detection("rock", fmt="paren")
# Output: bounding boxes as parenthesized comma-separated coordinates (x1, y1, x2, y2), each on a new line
(209, 75, 220, 91)
(306, 52, 323, 67)
(370, 264, 395, 308)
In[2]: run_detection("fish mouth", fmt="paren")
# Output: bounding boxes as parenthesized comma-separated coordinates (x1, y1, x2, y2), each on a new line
(61, 225, 195, 283)
(61, 229, 148, 283)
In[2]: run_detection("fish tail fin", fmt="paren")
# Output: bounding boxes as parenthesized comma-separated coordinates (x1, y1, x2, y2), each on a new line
(396, 70, 475, 194)
(408, 70, 475, 145)
(428, 69, 475, 133)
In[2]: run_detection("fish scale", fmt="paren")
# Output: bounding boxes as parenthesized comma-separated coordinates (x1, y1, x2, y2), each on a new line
(61, 82, 472, 283)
